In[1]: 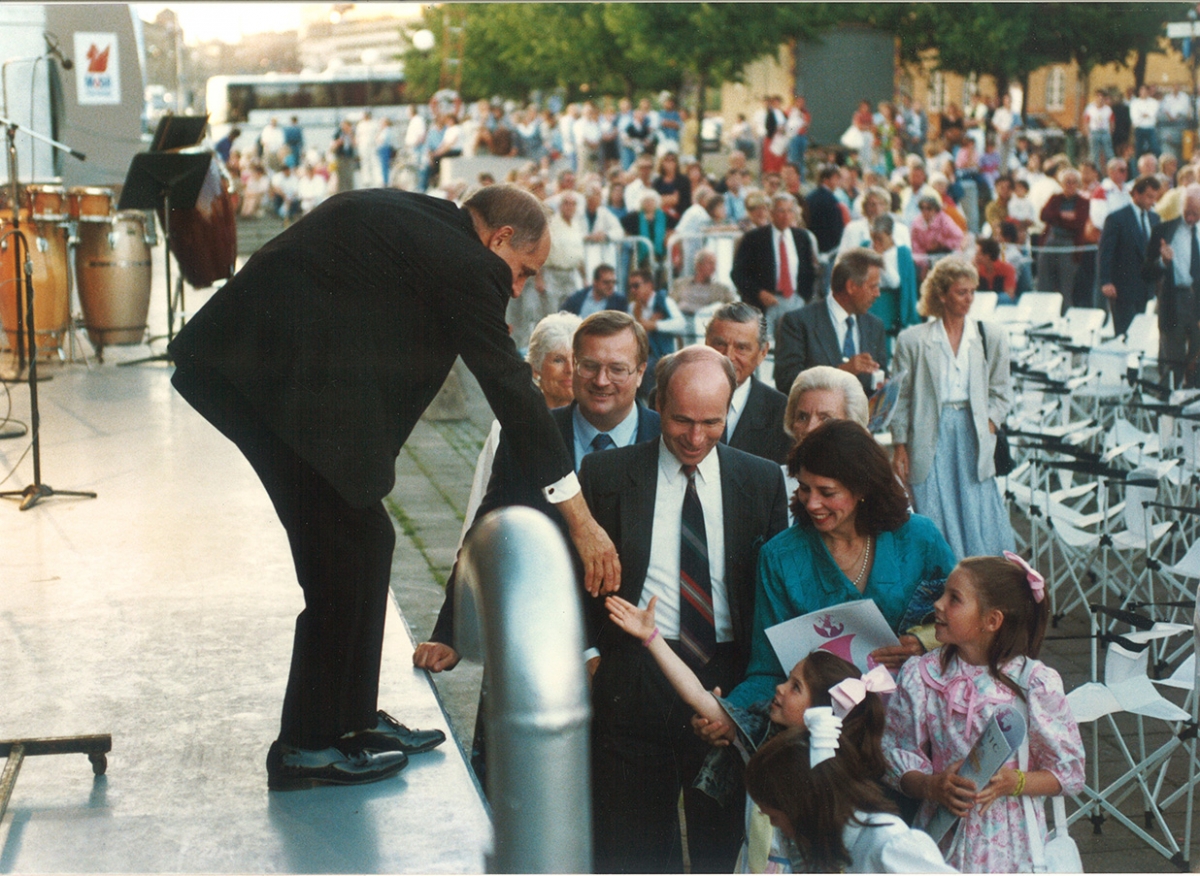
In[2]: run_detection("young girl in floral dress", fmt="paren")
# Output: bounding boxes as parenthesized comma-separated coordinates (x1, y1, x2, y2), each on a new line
(882, 553, 1085, 872)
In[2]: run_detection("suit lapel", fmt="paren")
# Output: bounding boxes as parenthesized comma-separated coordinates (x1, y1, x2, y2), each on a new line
(620, 441, 660, 604)
(717, 445, 753, 633)
(814, 304, 842, 365)
(731, 379, 763, 442)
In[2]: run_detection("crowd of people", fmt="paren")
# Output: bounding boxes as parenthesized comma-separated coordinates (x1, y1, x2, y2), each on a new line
(189, 79, 1200, 871)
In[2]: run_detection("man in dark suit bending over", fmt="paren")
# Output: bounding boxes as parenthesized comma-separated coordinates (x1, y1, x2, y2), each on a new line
(580, 346, 788, 873)
(168, 185, 619, 791)
(773, 247, 887, 397)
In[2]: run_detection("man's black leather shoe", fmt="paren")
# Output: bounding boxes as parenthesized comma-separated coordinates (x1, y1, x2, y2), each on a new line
(266, 740, 408, 791)
(339, 710, 447, 755)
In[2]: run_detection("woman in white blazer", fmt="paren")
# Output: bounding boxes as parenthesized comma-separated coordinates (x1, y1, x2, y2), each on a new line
(889, 257, 1015, 558)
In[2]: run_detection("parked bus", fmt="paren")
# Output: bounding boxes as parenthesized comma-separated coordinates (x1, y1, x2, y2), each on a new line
(206, 64, 407, 158)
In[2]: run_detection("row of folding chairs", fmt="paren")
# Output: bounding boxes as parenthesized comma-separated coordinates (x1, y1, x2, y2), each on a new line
(983, 294, 1200, 866)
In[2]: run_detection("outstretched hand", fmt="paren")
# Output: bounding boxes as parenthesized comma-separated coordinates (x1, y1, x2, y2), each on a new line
(606, 594, 657, 641)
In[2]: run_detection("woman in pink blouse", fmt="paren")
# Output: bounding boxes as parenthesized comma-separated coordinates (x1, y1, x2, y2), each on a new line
(910, 195, 965, 272)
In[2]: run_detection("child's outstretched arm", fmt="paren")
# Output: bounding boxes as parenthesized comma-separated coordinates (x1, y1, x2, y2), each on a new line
(606, 595, 730, 730)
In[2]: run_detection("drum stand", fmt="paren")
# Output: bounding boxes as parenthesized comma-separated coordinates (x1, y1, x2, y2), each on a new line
(0, 114, 95, 510)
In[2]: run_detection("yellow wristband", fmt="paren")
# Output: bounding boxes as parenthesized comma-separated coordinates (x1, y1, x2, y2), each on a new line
(1012, 769, 1026, 797)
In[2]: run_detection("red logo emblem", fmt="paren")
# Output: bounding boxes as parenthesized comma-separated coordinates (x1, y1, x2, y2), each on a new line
(86, 44, 110, 74)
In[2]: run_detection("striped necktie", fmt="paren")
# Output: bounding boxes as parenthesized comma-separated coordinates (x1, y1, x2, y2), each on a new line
(678, 465, 715, 671)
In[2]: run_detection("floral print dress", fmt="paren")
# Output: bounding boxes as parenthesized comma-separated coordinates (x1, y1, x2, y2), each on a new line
(882, 651, 1085, 873)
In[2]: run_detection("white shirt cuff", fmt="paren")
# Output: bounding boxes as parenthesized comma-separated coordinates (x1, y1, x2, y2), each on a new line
(542, 470, 581, 504)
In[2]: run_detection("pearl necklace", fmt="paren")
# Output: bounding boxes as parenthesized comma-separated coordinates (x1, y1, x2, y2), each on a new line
(852, 536, 873, 588)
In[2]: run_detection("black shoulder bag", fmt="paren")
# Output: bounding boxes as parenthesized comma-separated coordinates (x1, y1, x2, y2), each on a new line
(978, 321, 1015, 477)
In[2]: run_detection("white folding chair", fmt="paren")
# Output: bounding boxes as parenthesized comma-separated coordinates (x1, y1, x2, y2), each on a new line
(1066, 619, 1196, 867)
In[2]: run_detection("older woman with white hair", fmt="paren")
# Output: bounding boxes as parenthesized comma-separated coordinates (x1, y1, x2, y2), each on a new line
(781, 365, 870, 524)
(890, 256, 1014, 558)
(457, 312, 582, 550)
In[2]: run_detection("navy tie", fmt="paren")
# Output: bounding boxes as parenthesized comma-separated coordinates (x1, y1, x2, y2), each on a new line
(678, 466, 715, 672)
(591, 433, 616, 453)
(843, 315, 857, 359)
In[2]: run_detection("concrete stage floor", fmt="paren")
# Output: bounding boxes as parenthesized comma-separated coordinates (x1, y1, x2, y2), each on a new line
(0, 287, 491, 872)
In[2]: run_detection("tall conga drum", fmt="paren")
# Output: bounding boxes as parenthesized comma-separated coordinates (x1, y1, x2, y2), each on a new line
(28, 184, 71, 353)
(75, 210, 153, 349)
(0, 207, 69, 356)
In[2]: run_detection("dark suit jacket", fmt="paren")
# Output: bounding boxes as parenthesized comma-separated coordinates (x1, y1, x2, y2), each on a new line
(727, 377, 791, 465)
(562, 286, 630, 315)
(730, 224, 817, 307)
(169, 189, 571, 509)
(578, 441, 788, 669)
(1141, 217, 1196, 331)
(804, 185, 846, 254)
(1098, 203, 1159, 334)
(773, 298, 886, 396)
(430, 401, 660, 645)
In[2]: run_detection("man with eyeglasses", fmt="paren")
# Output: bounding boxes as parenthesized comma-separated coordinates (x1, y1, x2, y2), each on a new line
(579, 345, 788, 873)
(416, 312, 660, 761)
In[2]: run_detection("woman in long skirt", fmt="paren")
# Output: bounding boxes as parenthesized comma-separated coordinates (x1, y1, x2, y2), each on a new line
(889, 257, 1015, 558)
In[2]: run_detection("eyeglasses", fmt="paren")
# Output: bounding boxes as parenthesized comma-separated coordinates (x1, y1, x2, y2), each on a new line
(576, 358, 637, 383)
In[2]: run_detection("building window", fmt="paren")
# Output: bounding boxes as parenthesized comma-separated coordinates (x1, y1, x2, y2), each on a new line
(1046, 67, 1066, 112)
(963, 73, 978, 107)
(929, 71, 946, 113)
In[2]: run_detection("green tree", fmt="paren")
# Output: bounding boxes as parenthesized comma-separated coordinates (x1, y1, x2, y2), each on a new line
(601, 4, 789, 156)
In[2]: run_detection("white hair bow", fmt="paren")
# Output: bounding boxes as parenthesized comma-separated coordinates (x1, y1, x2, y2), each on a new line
(805, 706, 843, 767)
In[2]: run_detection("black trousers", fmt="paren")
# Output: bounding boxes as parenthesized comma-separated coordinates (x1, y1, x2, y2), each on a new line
(591, 639, 744, 874)
(172, 364, 395, 750)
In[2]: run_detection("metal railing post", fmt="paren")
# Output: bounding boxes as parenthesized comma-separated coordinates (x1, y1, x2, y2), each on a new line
(456, 506, 592, 874)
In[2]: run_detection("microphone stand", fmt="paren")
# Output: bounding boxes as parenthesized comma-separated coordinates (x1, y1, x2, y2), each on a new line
(0, 112, 93, 510)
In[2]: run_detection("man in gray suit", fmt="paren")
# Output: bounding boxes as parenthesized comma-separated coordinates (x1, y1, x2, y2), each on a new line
(773, 247, 887, 396)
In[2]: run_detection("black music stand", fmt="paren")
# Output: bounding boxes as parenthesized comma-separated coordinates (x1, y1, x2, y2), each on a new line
(149, 114, 208, 154)
(116, 151, 210, 366)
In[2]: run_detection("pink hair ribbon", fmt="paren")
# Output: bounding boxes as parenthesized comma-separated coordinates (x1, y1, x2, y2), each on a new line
(829, 664, 897, 718)
(1003, 550, 1045, 603)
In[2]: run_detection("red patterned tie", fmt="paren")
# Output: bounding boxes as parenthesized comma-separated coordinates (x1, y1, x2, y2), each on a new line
(778, 234, 794, 298)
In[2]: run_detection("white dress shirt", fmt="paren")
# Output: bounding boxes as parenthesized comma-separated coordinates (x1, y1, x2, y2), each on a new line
(724, 376, 754, 440)
(1170, 221, 1199, 289)
(935, 319, 977, 404)
(640, 440, 731, 642)
(827, 294, 860, 359)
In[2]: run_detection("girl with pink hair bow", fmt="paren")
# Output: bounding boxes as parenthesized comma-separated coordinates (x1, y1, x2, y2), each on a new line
(880, 554, 1085, 872)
